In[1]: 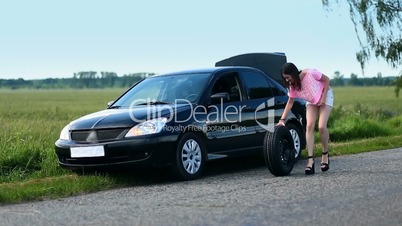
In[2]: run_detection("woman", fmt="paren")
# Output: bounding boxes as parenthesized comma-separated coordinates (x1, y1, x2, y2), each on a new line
(277, 62, 334, 175)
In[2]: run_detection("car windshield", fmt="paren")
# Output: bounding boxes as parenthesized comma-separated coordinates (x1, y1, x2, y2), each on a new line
(112, 72, 211, 108)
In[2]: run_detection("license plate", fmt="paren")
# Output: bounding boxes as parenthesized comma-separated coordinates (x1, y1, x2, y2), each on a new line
(70, 146, 105, 158)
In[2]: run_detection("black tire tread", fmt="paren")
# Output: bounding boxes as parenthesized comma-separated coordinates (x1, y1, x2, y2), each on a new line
(263, 126, 295, 176)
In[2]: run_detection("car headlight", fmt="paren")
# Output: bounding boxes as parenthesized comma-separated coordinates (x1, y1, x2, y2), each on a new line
(59, 124, 70, 140)
(125, 118, 167, 137)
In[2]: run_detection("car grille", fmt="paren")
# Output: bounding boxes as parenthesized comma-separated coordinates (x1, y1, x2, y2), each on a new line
(71, 129, 127, 142)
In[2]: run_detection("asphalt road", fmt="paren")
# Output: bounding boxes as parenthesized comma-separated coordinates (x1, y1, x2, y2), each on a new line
(1, 148, 401, 226)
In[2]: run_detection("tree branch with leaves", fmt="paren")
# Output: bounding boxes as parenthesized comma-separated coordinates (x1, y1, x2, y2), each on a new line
(322, 0, 402, 97)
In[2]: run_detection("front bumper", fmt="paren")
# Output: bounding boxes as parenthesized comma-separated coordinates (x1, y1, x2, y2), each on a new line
(55, 134, 179, 169)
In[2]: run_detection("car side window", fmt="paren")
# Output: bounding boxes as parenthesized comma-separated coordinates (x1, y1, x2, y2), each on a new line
(241, 71, 274, 99)
(210, 73, 241, 104)
(267, 79, 287, 96)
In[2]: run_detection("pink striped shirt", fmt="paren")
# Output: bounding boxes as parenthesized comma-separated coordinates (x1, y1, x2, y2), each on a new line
(288, 69, 324, 104)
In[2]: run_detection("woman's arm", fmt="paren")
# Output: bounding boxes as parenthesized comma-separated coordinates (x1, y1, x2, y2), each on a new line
(277, 97, 295, 126)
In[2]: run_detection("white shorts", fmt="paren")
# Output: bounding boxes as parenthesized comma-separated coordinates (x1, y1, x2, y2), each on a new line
(306, 88, 334, 107)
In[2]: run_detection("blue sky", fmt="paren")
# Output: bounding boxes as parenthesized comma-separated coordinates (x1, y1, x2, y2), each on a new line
(0, 0, 399, 80)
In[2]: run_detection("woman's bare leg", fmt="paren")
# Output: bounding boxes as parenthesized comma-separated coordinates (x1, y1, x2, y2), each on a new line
(318, 105, 332, 164)
(306, 104, 319, 167)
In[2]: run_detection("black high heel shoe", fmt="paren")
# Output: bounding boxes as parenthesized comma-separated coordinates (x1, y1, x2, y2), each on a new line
(305, 156, 315, 175)
(321, 151, 330, 172)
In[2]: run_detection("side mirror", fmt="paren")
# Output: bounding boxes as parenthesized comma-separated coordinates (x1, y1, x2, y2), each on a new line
(107, 101, 114, 108)
(210, 92, 230, 104)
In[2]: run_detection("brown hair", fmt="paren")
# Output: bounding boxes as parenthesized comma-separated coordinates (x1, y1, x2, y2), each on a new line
(281, 62, 301, 91)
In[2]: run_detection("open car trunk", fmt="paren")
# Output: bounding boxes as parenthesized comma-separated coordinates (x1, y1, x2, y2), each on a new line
(215, 52, 287, 87)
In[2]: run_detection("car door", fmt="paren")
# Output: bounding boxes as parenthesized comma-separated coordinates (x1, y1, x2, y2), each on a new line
(204, 72, 253, 153)
(239, 70, 280, 142)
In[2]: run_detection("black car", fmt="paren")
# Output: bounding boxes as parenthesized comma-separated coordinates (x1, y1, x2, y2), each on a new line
(55, 54, 306, 180)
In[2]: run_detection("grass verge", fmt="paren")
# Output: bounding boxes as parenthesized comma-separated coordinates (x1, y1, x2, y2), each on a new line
(301, 135, 402, 158)
(0, 174, 116, 205)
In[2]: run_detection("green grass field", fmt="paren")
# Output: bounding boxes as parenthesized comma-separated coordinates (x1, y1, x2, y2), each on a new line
(0, 87, 401, 204)
(333, 86, 402, 115)
(329, 86, 402, 141)
(0, 89, 124, 181)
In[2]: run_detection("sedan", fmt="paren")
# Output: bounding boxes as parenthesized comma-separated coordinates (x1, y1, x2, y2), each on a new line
(55, 60, 306, 180)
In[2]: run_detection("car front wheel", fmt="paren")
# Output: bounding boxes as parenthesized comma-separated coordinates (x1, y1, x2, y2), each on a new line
(172, 133, 206, 180)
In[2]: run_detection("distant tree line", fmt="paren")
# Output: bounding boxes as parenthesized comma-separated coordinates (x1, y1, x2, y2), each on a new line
(329, 71, 397, 87)
(0, 71, 397, 89)
(0, 72, 155, 89)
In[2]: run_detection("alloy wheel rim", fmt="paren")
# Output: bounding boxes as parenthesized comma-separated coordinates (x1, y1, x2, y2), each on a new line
(289, 129, 301, 158)
(181, 139, 202, 174)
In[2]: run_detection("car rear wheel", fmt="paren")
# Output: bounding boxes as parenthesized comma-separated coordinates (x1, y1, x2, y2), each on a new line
(172, 133, 206, 180)
(286, 123, 303, 160)
(263, 126, 296, 176)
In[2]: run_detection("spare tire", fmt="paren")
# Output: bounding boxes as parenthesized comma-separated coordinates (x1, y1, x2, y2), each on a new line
(263, 126, 296, 176)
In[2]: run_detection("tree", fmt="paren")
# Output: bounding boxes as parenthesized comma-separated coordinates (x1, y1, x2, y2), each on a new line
(322, 0, 402, 97)
(101, 72, 118, 87)
(374, 72, 382, 86)
(331, 71, 345, 86)
(349, 73, 362, 86)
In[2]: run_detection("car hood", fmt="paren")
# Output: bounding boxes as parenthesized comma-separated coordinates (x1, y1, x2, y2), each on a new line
(69, 104, 191, 130)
